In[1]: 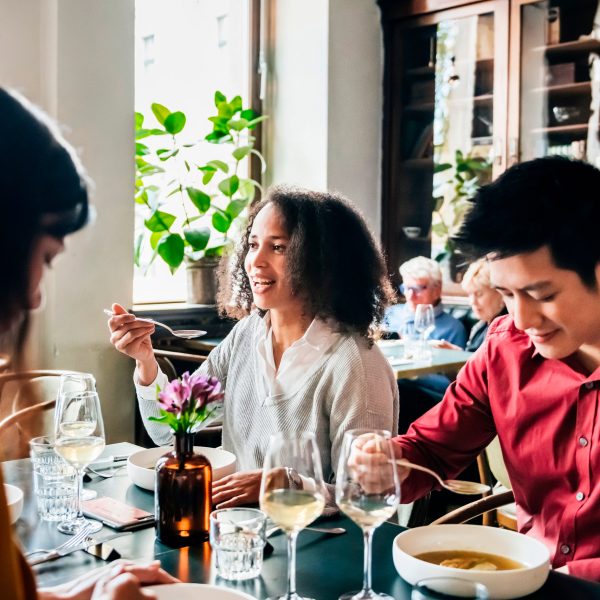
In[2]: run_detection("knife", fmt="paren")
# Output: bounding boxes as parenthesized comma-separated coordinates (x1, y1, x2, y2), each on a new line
(29, 532, 132, 566)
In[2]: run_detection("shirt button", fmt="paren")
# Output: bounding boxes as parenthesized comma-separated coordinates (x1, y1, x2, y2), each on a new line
(584, 382, 594, 390)
(560, 544, 571, 555)
(579, 436, 589, 447)
(576, 492, 585, 501)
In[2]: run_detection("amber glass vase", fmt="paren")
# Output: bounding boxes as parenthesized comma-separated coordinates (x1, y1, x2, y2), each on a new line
(155, 431, 212, 547)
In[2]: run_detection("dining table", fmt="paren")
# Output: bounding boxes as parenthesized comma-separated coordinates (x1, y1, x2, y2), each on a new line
(6, 443, 600, 599)
(377, 340, 473, 379)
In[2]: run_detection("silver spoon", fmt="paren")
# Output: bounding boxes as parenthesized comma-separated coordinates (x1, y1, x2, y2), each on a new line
(390, 459, 490, 495)
(266, 525, 346, 538)
(104, 309, 206, 339)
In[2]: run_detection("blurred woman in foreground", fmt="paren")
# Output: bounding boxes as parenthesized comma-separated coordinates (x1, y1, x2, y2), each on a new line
(0, 88, 176, 600)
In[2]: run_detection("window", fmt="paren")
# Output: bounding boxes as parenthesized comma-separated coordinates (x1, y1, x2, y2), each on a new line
(134, 0, 259, 304)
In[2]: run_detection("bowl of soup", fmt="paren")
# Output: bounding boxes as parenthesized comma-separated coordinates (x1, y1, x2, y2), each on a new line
(393, 524, 550, 599)
(128, 446, 236, 491)
(4, 483, 24, 524)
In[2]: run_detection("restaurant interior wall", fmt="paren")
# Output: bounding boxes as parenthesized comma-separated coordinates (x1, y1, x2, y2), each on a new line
(0, 0, 136, 443)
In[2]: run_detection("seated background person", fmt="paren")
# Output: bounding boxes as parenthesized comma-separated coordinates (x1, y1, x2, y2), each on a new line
(391, 157, 600, 581)
(384, 256, 466, 433)
(434, 259, 505, 352)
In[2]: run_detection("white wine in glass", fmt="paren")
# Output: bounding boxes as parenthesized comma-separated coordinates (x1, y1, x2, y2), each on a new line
(336, 429, 400, 600)
(54, 390, 105, 534)
(260, 432, 326, 600)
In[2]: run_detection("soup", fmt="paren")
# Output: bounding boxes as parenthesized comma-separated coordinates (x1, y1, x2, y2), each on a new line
(415, 550, 525, 571)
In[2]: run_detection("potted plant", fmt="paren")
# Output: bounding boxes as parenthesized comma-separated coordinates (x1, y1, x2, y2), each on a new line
(431, 149, 491, 280)
(134, 91, 267, 304)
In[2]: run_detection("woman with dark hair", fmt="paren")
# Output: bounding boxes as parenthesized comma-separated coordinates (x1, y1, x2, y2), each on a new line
(109, 186, 399, 509)
(0, 88, 176, 599)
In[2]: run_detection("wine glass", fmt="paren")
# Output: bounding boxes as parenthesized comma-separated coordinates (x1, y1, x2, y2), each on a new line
(336, 429, 400, 600)
(414, 304, 435, 340)
(54, 390, 106, 534)
(260, 432, 326, 600)
(56, 373, 98, 501)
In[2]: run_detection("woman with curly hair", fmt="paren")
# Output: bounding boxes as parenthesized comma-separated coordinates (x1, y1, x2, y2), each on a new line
(109, 186, 399, 509)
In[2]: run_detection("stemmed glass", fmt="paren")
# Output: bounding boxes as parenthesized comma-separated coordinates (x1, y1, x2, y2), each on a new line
(336, 429, 400, 600)
(414, 304, 435, 360)
(54, 390, 106, 534)
(260, 432, 326, 600)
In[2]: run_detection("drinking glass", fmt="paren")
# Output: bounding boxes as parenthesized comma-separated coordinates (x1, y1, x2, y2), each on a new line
(411, 577, 489, 599)
(54, 390, 106, 534)
(260, 431, 326, 600)
(55, 373, 96, 430)
(414, 304, 435, 341)
(336, 429, 400, 600)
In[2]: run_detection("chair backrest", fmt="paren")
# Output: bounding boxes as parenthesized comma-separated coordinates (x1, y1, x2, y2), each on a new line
(486, 436, 511, 489)
(430, 490, 515, 525)
(0, 370, 83, 460)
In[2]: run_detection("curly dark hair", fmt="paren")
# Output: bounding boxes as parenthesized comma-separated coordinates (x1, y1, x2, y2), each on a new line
(217, 186, 396, 340)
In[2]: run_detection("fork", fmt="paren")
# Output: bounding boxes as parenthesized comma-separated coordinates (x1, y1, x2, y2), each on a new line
(25, 523, 92, 558)
(85, 464, 127, 479)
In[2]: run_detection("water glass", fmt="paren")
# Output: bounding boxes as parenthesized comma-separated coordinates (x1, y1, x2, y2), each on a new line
(411, 577, 489, 599)
(402, 323, 420, 360)
(210, 508, 267, 581)
(29, 436, 77, 522)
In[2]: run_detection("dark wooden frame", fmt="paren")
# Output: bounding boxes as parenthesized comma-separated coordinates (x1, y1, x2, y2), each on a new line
(248, 0, 264, 186)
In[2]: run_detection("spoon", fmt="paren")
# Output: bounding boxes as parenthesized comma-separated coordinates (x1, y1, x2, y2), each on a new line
(266, 525, 346, 538)
(390, 459, 490, 495)
(104, 309, 207, 339)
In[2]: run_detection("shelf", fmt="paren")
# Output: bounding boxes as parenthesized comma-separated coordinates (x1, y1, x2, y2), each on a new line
(532, 38, 600, 57)
(530, 82, 591, 96)
(530, 124, 591, 135)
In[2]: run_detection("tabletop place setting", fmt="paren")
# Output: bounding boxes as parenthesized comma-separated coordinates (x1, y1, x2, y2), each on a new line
(5, 367, 563, 600)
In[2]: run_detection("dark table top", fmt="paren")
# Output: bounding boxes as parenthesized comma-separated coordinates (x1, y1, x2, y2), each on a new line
(5, 444, 600, 599)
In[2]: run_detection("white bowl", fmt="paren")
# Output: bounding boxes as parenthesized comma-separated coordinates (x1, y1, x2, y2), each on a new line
(393, 524, 550, 599)
(4, 483, 24, 524)
(127, 446, 236, 491)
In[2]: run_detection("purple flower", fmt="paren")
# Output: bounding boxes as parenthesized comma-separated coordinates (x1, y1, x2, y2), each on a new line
(158, 378, 190, 414)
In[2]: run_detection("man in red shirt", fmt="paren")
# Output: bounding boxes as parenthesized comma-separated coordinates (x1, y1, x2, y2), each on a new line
(393, 157, 600, 581)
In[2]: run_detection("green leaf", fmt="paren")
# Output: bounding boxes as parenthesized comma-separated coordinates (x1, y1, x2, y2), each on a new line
(212, 210, 232, 233)
(206, 160, 229, 173)
(150, 231, 165, 250)
(157, 233, 185, 271)
(135, 189, 148, 205)
(199, 165, 217, 185)
(217, 102, 234, 119)
(184, 227, 210, 250)
(240, 108, 257, 121)
(431, 222, 448, 236)
(205, 130, 228, 143)
(246, 115, 268, 129)
(156, 148, 179, 161)
(186, 187, 211, 213)
(218, 175, 239, 197)
(134, 232, 143, 267)
(238, 179, 256, 203)
(434, 162, 452, 173)
(151, 103, 171, 126)
(164, 111, 186, 134)
(135, 142, 150, 156)
(230, 95, 242, 113)
(214, 90, 226, 106)
(232, 146, 251, 161)
(226, 198, 247, 219)
(433, 196, 444, 212)
(145, 210, 176, 232)
(135, 112, 144, 129)
(227, 118, 249, 131)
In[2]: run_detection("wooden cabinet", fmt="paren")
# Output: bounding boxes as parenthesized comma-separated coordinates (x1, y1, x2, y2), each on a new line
(379, 0, 600, 288)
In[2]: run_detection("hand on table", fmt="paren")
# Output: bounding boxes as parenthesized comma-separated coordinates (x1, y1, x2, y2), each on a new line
(39, 560, 179, 600)
(429, 339, 461, 350)
(212, 469, 263, 508)
(107, 303, 158, 384)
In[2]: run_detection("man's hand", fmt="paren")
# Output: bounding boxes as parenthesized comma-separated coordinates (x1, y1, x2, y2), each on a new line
(212, 470, 263, 508)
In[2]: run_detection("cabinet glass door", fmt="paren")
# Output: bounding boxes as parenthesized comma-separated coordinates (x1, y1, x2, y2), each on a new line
(384, 3, 505, 289)
(516, 0, 600, 166)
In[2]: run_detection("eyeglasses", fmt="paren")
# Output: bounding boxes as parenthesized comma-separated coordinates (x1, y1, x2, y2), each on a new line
(400, 283, 429, 295)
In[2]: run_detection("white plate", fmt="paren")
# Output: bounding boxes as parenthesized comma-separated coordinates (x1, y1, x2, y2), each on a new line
(128, 446, 236, 491)
(393, 524, 550, 599)
(4, 483, 23, 524)
(146, 583, 256, 599)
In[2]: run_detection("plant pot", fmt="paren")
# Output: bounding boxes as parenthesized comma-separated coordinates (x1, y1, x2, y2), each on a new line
(185, 256, 220, 305)
(155, 432, 212, 547)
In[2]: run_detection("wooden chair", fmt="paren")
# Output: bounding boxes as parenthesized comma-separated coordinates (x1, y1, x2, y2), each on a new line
(0, 353, 11, 373)
(0, 370, 82, 460)
(430, 489, 515, 525)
